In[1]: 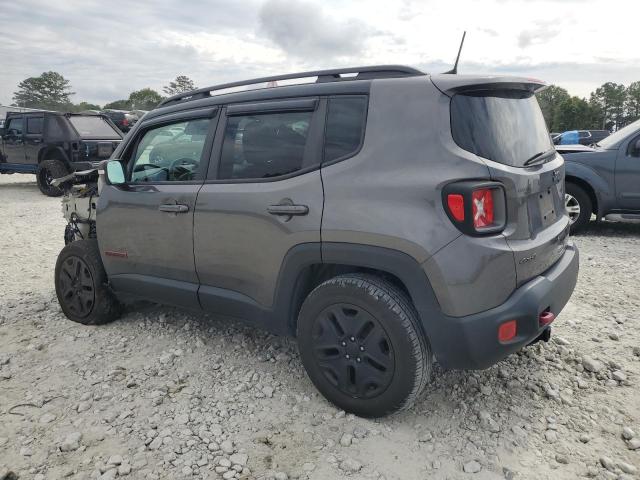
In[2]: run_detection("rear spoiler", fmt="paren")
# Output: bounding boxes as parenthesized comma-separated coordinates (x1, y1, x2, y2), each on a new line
(430, 74, 548, 97)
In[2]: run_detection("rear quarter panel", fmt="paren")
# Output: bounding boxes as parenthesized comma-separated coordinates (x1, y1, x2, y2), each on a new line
(321, 76, 517, 316)
(320, 76, 480, 263)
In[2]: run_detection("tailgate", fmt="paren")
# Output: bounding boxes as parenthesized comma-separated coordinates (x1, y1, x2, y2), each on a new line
(487, 155, 570, 285)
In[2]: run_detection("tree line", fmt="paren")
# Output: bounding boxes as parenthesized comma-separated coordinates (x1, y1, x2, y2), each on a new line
(536, 82, 640, 133)
(6, 71, 197, 112)
(6, 71, 640, 133)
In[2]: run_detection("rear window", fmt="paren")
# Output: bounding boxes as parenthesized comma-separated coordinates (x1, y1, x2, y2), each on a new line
(68, 116, 121, 138)
(450, 90, 552, 167)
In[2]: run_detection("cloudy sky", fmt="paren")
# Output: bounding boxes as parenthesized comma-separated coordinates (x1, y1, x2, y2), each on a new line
(0, 0, 638, 106)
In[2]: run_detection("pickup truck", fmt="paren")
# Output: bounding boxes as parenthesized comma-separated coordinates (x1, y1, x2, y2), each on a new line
(558, 118, 640, 232)
(0, 111, 123, 196)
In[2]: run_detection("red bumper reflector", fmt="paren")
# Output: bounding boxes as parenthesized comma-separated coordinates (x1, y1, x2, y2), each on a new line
(539, 311, 555, 326)
(498, 320, 517, 342)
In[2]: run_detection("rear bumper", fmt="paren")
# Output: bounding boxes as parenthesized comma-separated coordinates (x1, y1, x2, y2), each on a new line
(428, 242, 579, 370)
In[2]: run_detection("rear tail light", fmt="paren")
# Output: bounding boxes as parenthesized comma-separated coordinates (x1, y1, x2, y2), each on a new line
(122, 118, 129, 127)
(443, 181, 506, 236)
(472, 188, 494, 228)
(446, 194, 465, 222)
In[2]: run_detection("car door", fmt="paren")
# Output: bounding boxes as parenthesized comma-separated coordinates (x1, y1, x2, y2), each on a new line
(96, 108, 219, 308)
(2, 116, 26, 164)
(194, 98, 324, 318)
(615, 131, 640, 210)
(24, 115, 44, 163)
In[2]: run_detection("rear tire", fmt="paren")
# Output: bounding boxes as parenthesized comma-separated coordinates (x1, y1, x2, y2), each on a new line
(565, 183, 592, 234)
(297, 274, 431, 417)
(36, 159, 68, 197)
(55, 240, 122, 325)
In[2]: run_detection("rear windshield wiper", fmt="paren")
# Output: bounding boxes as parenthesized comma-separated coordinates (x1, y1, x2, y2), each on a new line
(523, 148, 556, 166)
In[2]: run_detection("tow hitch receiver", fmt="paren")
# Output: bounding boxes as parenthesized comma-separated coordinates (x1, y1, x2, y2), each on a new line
(539, 310, 555, 326)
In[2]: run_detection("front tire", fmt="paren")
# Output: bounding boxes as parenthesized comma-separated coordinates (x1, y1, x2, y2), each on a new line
(36, 159, 68, 197)
(565, 183, 592, 234)
(297, 274, 431, 417)
(55, 240, 122, 325)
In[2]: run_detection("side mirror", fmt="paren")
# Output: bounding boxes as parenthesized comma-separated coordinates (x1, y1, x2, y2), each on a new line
(105, 160, 125, 185)
(633, 138, 640, 156)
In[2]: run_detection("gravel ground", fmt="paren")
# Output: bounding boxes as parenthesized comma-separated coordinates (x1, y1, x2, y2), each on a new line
(1, 174, 639, 480)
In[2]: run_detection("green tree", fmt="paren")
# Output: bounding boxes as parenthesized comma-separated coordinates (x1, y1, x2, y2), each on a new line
(163, 75, 197, 96)
(536, 85, 570, 131)
(590, 82, 626, 130)
(103, 99, 132, 110)
(72, 101, 102, 112)
(12, 71, 75, 110)
(128, 88, 163, 110)
(625, 81, 640, 123)
(553, 96, 596, 131)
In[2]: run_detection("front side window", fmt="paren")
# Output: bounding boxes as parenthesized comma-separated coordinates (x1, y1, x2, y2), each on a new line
(6, 118, 23, 136)
(218, 111, 312, 180)
(451, 90, 552, 167)
(26, 117, 43, 134)
(129, 118, 211, 182)
(324, 96, 367, 162)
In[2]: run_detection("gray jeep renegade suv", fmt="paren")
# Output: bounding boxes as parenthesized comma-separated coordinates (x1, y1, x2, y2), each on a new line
(55, 66, 579, 417)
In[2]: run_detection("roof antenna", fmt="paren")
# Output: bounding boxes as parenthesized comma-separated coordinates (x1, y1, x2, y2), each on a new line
(443, 31, 466, 74)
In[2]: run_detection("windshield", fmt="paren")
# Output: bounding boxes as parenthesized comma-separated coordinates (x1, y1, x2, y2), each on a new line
(68, 116, 121, 139)
(450, 90, 552, 167)
(598, 118, 640, 149)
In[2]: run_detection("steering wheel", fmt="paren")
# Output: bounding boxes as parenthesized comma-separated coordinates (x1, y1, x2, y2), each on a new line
(131, 163, 169, 181)
(170, 157, 199, 181)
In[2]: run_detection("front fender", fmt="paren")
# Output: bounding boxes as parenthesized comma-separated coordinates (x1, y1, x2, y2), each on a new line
(38, 146, 70, 163)
(564, 160, 613, 216)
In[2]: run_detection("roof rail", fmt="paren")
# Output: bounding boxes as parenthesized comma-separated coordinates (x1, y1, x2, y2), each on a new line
(159, 65, 424, 107)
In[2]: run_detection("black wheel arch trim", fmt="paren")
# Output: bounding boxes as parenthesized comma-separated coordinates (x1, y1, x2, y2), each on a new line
(270, 242, 445, 342)
(38, 146, 70, 164)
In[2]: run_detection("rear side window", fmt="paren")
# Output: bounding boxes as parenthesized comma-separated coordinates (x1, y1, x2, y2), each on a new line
(218, 111, 312, 180)
(46, 116, 65, 140)
(26, 117, 43, 134)
(450, 90, 552, 167)
(68, 116, 121, 139)
(324, 96, 367, 162)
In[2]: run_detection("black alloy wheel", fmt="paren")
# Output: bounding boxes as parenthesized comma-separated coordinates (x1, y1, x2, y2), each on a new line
(58, 255, 96, 318)
(297, 274, 432, 417)
(311, 303, 395, 398)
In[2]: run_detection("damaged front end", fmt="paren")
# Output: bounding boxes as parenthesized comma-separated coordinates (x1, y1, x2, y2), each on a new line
(53, 166, 105, 244)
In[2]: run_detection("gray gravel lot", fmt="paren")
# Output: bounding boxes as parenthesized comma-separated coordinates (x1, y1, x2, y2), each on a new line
(1, 174, 639, 480)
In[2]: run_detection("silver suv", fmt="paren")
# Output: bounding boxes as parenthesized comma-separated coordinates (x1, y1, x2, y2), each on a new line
(54, 66, 579, 417)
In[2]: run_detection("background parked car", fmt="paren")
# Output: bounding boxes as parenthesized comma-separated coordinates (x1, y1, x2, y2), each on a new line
(101, 110, 138, 133)
(0, 110, 122, 195)
(553, 129, 609, 146)
(558, 119, 640, 232)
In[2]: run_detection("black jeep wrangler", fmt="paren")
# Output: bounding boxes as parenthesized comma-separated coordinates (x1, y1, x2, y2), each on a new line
(0, 111, 123, 196)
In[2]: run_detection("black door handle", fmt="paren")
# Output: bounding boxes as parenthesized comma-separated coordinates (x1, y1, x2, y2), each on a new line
(159, 204, 189, 213)
(267, 204, 309, 216)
